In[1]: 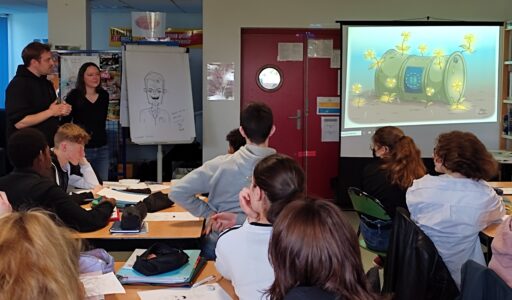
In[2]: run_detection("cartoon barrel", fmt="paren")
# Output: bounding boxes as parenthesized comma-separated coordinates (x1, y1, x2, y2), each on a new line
(375, 49, 466, 104)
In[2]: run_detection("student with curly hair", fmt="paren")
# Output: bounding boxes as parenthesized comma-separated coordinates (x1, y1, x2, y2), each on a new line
(407, 131, 505, 287)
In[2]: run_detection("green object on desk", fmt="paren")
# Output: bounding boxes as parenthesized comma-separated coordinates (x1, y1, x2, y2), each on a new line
(91, 196, 103, 207)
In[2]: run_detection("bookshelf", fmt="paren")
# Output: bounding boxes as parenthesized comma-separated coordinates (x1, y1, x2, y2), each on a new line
(500, 22, 512, 148)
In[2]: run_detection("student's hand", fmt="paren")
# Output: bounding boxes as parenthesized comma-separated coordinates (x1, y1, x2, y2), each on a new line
(239, 188, 259, 221)
(49, 101, 72, 117)
(99, 196, 116, 207)
(79, 157, 89, 166)
(0, 191, 12, 217)
(92, 185, 103, 197)
(211, 212, 237, 233)
(203, 214, 215, 235)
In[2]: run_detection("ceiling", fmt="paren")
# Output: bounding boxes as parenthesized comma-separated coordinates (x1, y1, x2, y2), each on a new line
(0, 0, 202, 13)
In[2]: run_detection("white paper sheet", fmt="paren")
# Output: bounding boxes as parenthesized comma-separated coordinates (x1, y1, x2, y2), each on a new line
(499, 187, 512, 195)
(321, 117, 340, 142)
(145, 212, 201, 221)
(80, 272, 125, 297)
(147, 184, 170, 192)
(138, 283, 231, 300)
(97, 188, 147, 203)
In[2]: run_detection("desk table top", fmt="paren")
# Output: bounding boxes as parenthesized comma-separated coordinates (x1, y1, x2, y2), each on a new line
(105, 261, 238, 300)
(77, 204, 204, 240)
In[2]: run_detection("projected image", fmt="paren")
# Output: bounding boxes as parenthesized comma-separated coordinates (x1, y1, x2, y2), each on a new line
(344, 26, 500, 129)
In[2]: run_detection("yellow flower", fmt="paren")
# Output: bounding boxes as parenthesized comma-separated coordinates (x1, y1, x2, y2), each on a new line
(418, 44, 428, 55)
(351, 97, 367, 107)
(370, 58, 384, 69)
(364, 50, 376, 60)
(433, 49, 444, 58)
(464, 34, 475, 44)
(379, 92, 396, 103)
(451, 80, 463, 93)
(352, 83, 362, 94)
(425, 87, 435, 96)
(450, 102, 471, 111)
(401, 31, 411, 41)
(385, 78, 397, 88)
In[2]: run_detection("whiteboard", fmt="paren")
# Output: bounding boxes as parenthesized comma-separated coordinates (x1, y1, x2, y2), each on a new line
(124, 45, 195, 144)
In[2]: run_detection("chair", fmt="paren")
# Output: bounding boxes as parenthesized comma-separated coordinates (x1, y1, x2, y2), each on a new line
(457, 260, 512, 300)
(382, 208, 459, 300)
(348, 187, 392, 256)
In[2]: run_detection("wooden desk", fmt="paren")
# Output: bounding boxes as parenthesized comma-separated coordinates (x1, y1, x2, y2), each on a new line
(106, 261, 238, 300)
(78, 205, 203, 240)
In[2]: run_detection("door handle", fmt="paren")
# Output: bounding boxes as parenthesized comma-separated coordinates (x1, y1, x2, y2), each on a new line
(288, 109, 301, 130)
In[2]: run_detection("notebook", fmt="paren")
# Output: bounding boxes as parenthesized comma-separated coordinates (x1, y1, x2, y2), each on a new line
(116, 249, 204, 286)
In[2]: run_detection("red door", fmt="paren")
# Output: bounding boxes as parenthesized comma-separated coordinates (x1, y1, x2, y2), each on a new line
(241, 28, 340, 199)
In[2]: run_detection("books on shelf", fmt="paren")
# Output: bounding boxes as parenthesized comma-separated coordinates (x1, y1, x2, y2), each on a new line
(116, 249, 204, 286)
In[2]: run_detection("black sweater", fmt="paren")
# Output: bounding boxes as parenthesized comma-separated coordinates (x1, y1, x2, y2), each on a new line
(5, 65, 58, 146)
(361, 159, 408, 217)
(0, 168, 113, 232)
(63, 89, 109, 148)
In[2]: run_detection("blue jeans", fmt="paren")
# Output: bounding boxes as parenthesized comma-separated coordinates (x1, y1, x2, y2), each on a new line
(201, 231, 220, 260)
(85, 145, 109, 182)
(360, 214, 392, 252)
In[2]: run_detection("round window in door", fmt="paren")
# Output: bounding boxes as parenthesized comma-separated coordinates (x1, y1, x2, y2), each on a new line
(257, 65, 283, 92)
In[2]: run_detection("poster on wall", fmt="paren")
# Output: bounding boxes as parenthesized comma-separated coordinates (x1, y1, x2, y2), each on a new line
(317, 97, 340, 115)
(321, 116, 340, 142)
(110, 27, 203, 48)
(207, 63, 235, 101)
(99, 54, 122, 121)
(60, 55, 99, 99)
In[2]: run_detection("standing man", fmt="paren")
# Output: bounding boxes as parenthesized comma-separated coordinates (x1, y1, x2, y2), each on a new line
(5, 42, 71, 146)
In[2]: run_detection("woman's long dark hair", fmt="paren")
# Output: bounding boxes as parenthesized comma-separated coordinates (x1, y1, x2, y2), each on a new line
(253, 153, 305, 223)
(267, 199, 380, 300)
(73, 62, 104, 95)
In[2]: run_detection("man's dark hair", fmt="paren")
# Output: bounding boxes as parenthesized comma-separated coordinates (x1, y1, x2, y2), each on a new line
(240, 102, 273, 144)
(226, 128, 246, 152)
(21, 42, 51, 67)
(7, 128, 48, 168)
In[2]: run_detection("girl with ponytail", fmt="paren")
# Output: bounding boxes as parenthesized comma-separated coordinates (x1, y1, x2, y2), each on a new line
(362, 126, 426, 217)
(215, 153, 305, 300)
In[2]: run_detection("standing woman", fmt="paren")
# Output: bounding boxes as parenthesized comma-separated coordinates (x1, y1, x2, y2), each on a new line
(64, 62, 110, 181)
(362, 126, 426, 217)
(407, 131, 505, 287)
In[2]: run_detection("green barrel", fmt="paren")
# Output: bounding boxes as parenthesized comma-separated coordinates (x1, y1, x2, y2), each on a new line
(374, 49, 466, 104)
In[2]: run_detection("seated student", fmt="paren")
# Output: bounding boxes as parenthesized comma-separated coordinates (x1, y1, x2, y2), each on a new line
(52, 123, 100, 191)
(226, 128, 246, 154)
(362, 126, 426, 217)
(407, 131, 505, 287)
(170, 102, 276, 258)
(215, 154, 305, 300)
(266, 199, 380, 300)
(0, 128, 115, 232)
(489, 215, 512, 288)
(0, 210, 84, 300)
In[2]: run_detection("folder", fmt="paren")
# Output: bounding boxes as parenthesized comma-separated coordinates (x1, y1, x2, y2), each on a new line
(116, 249, 205, 286)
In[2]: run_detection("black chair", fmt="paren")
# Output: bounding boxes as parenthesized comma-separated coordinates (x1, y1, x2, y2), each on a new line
(457, 260, 512, 300)
(382, 207, 459, 300)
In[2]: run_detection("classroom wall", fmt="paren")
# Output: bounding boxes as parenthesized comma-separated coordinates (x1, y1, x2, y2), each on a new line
(203, 0, 512, 161)
(7, 12, 48, 80)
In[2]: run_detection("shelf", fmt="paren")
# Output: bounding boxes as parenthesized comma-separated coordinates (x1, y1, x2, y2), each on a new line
(505, 61, 512, 65)
(502, 134, 512, 140)
(504, 99, 512, 104)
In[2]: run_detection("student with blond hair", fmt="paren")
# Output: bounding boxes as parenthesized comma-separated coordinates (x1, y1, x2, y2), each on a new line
(0, 210, 84, 300)
(52, 123, 100, 192)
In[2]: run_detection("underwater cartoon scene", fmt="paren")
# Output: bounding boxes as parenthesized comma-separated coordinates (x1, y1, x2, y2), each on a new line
(343, 26, 500, 129)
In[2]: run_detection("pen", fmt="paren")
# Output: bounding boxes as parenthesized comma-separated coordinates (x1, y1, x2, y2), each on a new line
(192, 275, 216, 288)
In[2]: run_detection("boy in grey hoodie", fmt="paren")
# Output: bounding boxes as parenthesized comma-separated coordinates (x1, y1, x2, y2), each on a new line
(169, 103, 276, 259)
